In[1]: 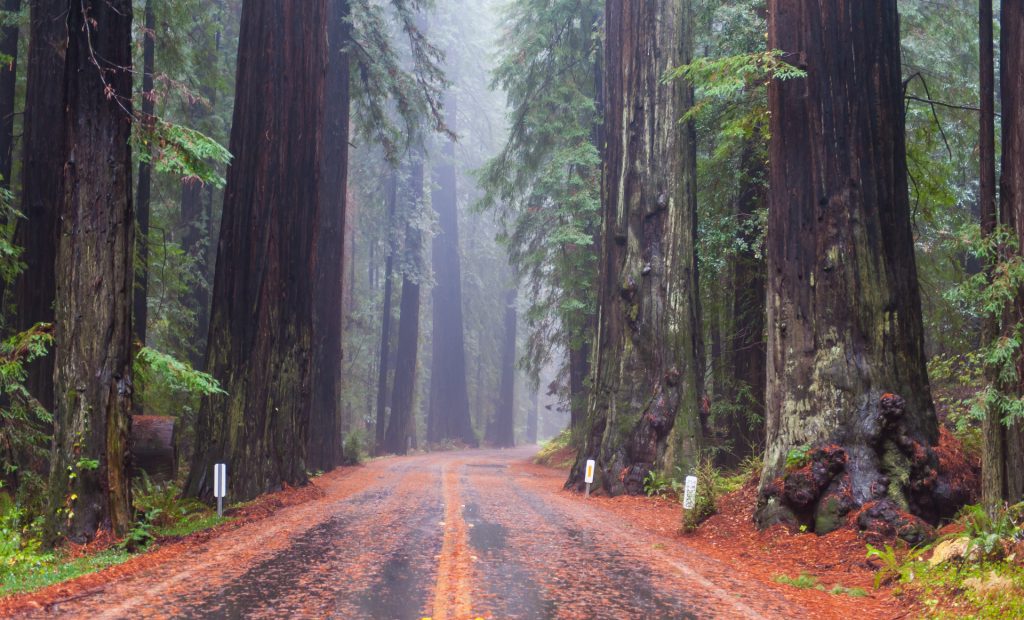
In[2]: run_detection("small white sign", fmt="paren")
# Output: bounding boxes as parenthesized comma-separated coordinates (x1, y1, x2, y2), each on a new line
(682, 475, 698, 510)
(214, 463, 227, 499)
(584, 459, 596, 484)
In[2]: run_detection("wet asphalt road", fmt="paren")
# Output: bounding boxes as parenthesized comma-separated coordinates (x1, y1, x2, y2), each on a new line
(24, 448, 813, 619)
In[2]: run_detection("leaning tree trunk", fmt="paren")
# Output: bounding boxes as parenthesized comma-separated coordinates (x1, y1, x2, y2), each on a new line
(11, 0, 66, 413)
(0, 0, 20, 187)
(568, 0, 703, 496)
(133, 0, 155, 348)
(427, 96, 476, 447)
(757, 0, 946, 535)
(374, 172, 398, 454)
(383, 158, 425, 456)
(992, 0, 1024, 504)
(47, 0, 135, 543)
(186, 0, 328, 502)
(307, 0, 352, 472)
(489, 288, 518, 448)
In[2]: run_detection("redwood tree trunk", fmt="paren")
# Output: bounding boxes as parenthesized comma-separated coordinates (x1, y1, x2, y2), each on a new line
(133, 0, 155, 347)
(490, 288, 517, 448)
(569, 0, 703, 496)
(427, 97, 476, 447)
(994, 0, 1024, 504)
(11, 0, 66, 412)
(374, 172, 398, 454)
(384, 158, 424, 455)
(186, 0, 328, 502)
(757, 0, 942, 533)
(48, 0, 135, 543)
(0, 0, 20, 187)
(308, 0, 351, 471)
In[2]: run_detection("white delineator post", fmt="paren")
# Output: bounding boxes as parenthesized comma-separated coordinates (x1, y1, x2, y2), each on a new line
(214, 463, 227, 517)
(682, 475, 698, 511)
(584, 459, 596, 498)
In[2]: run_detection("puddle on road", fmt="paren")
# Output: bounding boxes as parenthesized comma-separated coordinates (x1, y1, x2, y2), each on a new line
(463, 502, 508, 554)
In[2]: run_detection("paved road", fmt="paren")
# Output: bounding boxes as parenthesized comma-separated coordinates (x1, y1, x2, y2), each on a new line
(24, 449, 825, 619)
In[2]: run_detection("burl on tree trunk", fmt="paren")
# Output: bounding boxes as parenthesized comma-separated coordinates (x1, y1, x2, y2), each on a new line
(757, 0, 973, 541)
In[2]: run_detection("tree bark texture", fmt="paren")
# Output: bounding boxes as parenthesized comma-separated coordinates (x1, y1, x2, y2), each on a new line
(133, 0, 155, 347)
(758, 0, 944, 534)
(48, 0, 135, 543)
(374, 172, 398, 454)
(384, 159, 424, 455)
(0, 0, 20, 187)
(307, 0, 351, 471)
(427, 97, 476, 447)
(569, 0, 703, 496)
(490, 288, 517, 448)
(991, 0, 1024, 504)
(186, 0, 328, 502)
(11, 0, 66, 412)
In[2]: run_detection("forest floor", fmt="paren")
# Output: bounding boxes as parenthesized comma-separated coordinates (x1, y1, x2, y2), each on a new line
(0, 447, 916, 619)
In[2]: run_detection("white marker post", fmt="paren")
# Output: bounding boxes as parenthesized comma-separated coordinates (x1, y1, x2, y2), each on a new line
(682, 475, 698, 511)
(584, 459, 596, 498)
(214, 463, 227, 517)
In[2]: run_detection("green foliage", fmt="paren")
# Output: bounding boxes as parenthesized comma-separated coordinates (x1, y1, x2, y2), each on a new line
(533, 429, 575, 469)
(132, 119, 232, 187)
(0, 505, 52, 584)
(341, 430, 367, 466)
(0, 548, 131, 598)
(643, 469, 674, 497)
(682, 457, 719, 531)
(959, 503, 1024, 560)
(772, 572, 867, 597)
(134, 346, 226, 399)
(785, 444, 811, 470)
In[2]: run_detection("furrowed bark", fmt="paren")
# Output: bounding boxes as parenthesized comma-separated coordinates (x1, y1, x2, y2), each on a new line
(568, 0, 703, 496)
(0, 0, 20, 188)
(758, 0, 944, 535)
(186, 0, 328, 502)
(133, 0, 155, 348)
(48, 0, 135, 543)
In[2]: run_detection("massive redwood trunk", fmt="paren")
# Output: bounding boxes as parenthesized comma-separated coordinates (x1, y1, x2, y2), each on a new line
(488, 288, 518, 448)
(383, 158, 425, 455)
(989, 0, 1024, 504)
(11, 0, 66, 412)
(427, 97, 476, 447)
(47, 0, 135, 543)
(757, 0, 945, 535)
(569, 0, 703, 496)
(133, 0, 155, 347)
(186, 0, 328, 502)
(0, 0, 20, 187)
(307, 0, 352, 471)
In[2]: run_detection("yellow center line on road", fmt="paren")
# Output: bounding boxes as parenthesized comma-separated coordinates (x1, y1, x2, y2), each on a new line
(428, 460, 478, 620)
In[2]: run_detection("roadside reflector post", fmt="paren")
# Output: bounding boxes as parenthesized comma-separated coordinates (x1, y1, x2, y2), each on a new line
(214, 463, 227, 517)
(682, 474, 698, 511)
(584, 459, 596, 498)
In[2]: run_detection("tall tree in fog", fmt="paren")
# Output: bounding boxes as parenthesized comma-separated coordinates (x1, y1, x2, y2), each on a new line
(756, 0, 938, 530)
(569, 0, 703, 495)
(427, 96, 477, 447)
(133, 0, 155, 347)
(374, 172, 398, 454)
(488, 288, 518, 447)
(383, 157, 426, 455)
(47, 0, 135, 542)
(308, 0, 353, 471)
(187, 0, 329, 501)
(987, 0, 1024, 504)
(11, 0, 66, 412)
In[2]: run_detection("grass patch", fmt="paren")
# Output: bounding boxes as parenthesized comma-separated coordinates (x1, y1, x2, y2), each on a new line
(154, 512, 231, 538)
(534, 429, 575, 469)
(0, 549, 132, 597)
(774, 572, 867, 597)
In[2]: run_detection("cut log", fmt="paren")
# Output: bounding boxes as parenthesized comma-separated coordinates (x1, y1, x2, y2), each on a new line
(130, 415, 177, 483)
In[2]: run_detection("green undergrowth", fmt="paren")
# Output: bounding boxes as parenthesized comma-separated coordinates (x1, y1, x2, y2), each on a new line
(534, 429, 574, 469)
(773, 572, 868, 597)
(0, 549, 132, 597)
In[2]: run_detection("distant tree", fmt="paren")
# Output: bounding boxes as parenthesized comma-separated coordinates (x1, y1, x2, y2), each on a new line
(0, 0, 20, 188)
(133, 0, 155, 347)
(47, 0, 135, 542)
(568, 0, 703, 496)
(487, 288, 517, 448)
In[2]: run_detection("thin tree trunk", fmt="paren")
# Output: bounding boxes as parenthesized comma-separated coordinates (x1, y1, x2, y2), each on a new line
(569, 0, 703, 496)
(308, 0, 351, 471)
(384, 158, 424, 455)
(527, 386, 538, 444)
(427, 96, 476, 447)
(758, 0, 943, 533)
(11, 0, 66, 412)
(47, 0, 135, 543)
(374, 172, 398, 454)
(133, 0, 155, 347)
(0, 0, 20, 187)
(186, 0, 329, 502)
(490, 288, 517, 448)
(998, 0, 1024, 504)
